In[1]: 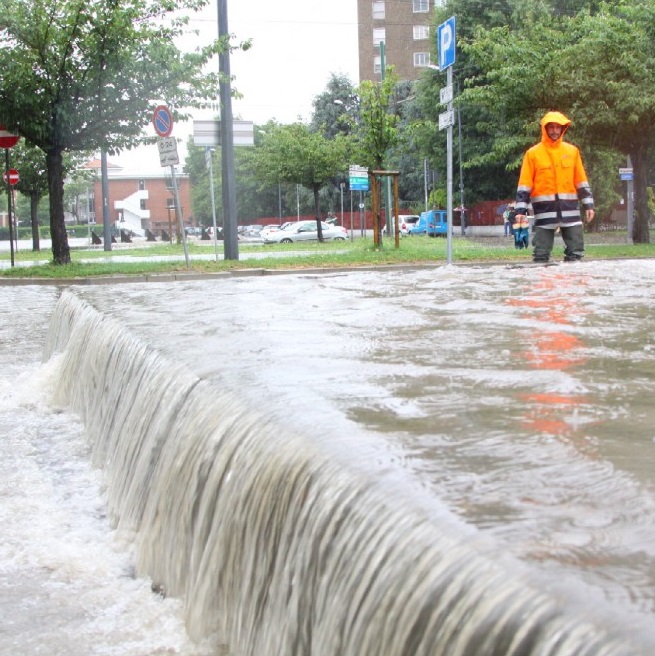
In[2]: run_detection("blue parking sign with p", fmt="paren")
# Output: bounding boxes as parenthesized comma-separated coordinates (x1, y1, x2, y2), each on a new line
(438, 17, 456, 71)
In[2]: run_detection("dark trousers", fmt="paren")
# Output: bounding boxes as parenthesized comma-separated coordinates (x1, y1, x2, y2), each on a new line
(533, 224, 585, 262)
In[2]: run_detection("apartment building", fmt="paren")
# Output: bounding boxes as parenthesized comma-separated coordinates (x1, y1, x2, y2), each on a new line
(358, 0, 444, 82)
(83, 159, 192, 237)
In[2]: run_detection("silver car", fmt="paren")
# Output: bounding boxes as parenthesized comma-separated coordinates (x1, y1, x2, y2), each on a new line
(263, 220, 348, 244)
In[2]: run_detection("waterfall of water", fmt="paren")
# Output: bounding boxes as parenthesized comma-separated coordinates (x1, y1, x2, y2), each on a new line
(42, 289, 646, 655)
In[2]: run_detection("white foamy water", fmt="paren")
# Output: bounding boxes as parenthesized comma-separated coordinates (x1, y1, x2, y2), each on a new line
(3, 259, 655, 654)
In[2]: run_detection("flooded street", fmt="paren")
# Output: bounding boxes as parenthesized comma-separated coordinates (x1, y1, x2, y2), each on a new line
(3, 258, 655, 653)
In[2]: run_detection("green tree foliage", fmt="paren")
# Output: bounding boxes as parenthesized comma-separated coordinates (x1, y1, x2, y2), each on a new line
(251, 123, 351, 240)
(457, 0, 655, 241)
(0, 0, 232, 263)
(4, 142, 50, 250)
(354, 70, 400, 171)
(311, 73, 359, 139)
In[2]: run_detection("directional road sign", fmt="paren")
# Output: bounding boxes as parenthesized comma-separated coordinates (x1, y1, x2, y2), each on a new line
(349, 165, 370, 192)
(439, 110, 454, 131)
(192, 120, 255, 147)
(153, 105, 174, 137)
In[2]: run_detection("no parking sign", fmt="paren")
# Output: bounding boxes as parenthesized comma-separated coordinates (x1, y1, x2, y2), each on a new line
(153, 105, 174, 137)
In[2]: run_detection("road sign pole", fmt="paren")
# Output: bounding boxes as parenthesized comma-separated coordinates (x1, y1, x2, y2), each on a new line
(5, 148, 14, 267)
(626, 156, 634, 244)
(170, 164, 190, 267)
(446, 66, 453, 265)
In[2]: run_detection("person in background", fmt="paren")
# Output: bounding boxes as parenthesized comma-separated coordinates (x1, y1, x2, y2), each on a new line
(503, 202, 514, 237)
(514, 111, 594, 262)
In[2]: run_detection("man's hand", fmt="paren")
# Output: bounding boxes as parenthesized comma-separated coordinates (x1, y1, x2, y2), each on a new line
(515, 214, 526, 221)
(585, 209, 595, 223)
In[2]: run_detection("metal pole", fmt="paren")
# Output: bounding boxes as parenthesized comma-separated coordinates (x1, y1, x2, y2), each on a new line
(424, 157, 429, 213)
(170, 164, 190, 267)
(349, 187, 353, 241)
(206, 147, 220, 262)
(446, 66, 453, 264)
(340, 182, 344, 225)
(379, 41, 393, 239)
(626, 155, 634, 244)
(457, 96, 465, 236)
(218, 0, 239, 260)
(101, 150, 112, 251)
(5, 148, 14, 267)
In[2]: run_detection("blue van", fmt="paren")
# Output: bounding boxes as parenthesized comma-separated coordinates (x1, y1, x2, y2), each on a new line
(408, 210, 449, 237)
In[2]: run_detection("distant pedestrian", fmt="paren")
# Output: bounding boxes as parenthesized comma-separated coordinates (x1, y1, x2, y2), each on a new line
(514, 111, 594, 262)
(503, 202, 514, 237)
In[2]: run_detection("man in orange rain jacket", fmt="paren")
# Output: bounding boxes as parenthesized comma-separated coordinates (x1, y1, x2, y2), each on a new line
(514, 111, 595, 263)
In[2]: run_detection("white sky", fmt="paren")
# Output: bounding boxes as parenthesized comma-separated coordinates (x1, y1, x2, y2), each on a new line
(112, 0, 359, 170)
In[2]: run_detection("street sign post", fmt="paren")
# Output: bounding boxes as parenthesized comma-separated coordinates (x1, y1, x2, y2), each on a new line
(0, 126, 20, 267)
(437, 16, 456, 264)
(438, 16, 456, 71)
(0, 128, 19, 149)
(2, 169, 19, 185)
(349, 165, 370, 192)
(151, 105, 188, 266)
(192, 120, 255, 147)
(157, 137, 179, 166)
(152, 105, 174, 137)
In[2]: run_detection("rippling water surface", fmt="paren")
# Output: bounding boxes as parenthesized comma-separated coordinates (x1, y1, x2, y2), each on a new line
(3, 258, 655, 653)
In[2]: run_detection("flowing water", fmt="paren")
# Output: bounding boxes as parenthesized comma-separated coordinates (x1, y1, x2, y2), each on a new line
(3, 259, 655, 654)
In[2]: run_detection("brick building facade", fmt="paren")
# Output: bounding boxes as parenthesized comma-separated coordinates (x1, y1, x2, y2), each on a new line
(84, 159, 192, 237)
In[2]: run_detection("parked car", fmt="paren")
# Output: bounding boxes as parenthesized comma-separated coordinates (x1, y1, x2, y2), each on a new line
(263, 220, 348, 244)
(397, 215, 420, 235)
(408, 210, 449, 237)
(259, 224, 281, 241)
(241, 225, 264, 238)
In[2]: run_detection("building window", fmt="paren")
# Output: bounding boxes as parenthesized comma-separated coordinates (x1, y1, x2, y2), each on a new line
(414, 52, 431, 67)
(434, 0, 445, 6)
(374, 56, 382, 75)
(413, 0, 429, 12)
(413, 25, 429, 40)
(372, 1, 385, 19)
(373, 27, 385, 47)
(140, 199, 147, 210)
(138, 179, 145, 190)
(166, 198, 176, 208)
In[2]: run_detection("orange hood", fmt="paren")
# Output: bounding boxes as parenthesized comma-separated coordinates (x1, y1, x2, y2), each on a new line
(540, 111, 571, 145)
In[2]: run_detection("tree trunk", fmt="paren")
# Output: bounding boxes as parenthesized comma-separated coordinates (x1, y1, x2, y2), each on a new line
(30, 191, 40, 252)
(46, 148, 71, 264)
(631, 144, 650, 244)
(313, 186, 324, 242)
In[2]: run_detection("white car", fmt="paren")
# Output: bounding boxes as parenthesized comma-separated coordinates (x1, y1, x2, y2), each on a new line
(263, 220, 348, 244)
(382, 214, 420, 236)
(259, 224, 281, 241)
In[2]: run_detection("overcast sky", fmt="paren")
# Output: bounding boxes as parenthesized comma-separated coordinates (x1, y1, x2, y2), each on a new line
(113, 0, 359, 169)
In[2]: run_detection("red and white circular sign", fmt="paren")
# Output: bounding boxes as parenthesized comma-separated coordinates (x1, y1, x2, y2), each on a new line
(0, 126, 19, 149)
(3, 169, 19, 185)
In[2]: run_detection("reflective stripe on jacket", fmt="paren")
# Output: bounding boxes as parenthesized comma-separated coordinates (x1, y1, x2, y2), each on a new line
(516, 112, 594, 228)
